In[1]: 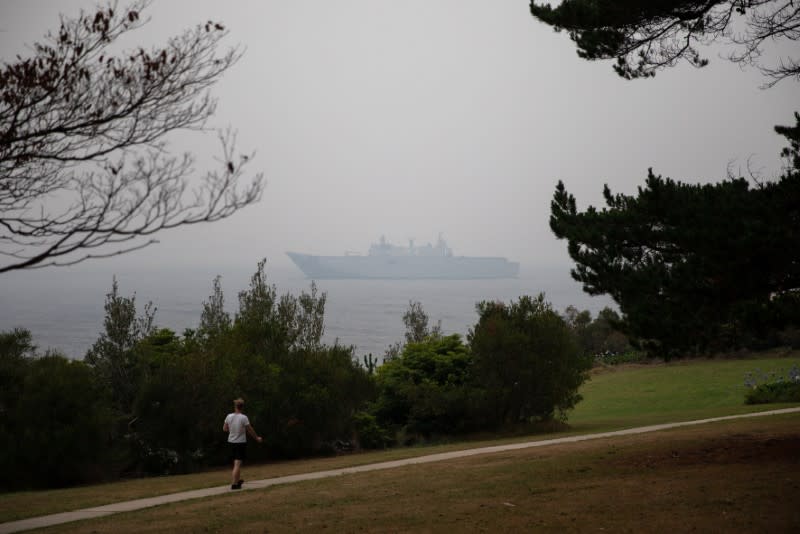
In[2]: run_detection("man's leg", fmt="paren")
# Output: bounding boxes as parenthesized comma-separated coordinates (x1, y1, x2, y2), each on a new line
(232, 459, 242, 487)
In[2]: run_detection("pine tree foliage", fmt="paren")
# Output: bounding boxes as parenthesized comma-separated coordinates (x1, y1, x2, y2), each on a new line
(530, 0, 800, 86)
(550, 116, 800, 356)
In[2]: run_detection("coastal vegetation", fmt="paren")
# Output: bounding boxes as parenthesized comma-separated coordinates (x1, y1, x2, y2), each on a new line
(1, 262, 797, 492)
(0, 267, 597, 490)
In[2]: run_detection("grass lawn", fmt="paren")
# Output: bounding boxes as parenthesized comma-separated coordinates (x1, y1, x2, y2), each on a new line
(569, 351, 800, 431)
(1, 351, 798, 528)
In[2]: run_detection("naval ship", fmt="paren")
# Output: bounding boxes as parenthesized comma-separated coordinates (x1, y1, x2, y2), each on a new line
(286, 236, 520, 280)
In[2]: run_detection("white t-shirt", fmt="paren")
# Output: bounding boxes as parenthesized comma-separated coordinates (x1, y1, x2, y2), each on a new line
(225, 412, 250, 443)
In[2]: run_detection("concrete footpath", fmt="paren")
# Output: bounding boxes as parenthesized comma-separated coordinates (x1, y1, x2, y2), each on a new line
(2, 407, 799, 533)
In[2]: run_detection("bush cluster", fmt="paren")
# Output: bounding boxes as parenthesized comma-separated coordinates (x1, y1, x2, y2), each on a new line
(1, 268, 603, 491)
(744, 364, 800, 404)
(561, 306, 636, 363)
(0, 330, 111, 489)
(0, 262, 373, 489)
(370, 295, 592, 443)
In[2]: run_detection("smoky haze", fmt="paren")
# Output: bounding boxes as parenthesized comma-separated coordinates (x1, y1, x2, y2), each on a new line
(0, 1, 797, 276)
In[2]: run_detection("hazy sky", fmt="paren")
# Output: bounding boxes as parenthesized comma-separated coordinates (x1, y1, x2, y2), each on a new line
(1, 0, 797, 277)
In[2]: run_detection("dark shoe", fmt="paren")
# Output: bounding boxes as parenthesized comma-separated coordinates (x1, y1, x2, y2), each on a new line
(231, 484, 240, 490)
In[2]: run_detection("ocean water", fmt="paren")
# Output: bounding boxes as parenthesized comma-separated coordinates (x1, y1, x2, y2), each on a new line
(0, 263, 613, 360)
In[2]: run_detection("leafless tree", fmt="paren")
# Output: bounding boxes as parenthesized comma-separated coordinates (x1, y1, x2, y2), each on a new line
(0, 1, 264, 273)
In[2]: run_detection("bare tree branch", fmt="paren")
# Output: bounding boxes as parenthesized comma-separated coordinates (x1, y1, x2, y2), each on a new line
(0, 1, 264, 273)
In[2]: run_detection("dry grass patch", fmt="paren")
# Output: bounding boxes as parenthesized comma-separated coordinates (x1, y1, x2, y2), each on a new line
(41, 414, 800, 533)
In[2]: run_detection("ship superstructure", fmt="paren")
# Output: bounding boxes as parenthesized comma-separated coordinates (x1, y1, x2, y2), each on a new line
(287, 236, 519, 280)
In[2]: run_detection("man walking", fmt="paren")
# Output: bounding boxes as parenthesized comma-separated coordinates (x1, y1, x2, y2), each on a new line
(223, 398, 262, 490)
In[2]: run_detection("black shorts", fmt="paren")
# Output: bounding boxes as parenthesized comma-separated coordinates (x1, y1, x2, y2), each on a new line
(229, 442, 247, 462)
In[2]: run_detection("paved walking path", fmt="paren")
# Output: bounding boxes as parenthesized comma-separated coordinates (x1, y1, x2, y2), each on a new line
(2, 407, 799, 533)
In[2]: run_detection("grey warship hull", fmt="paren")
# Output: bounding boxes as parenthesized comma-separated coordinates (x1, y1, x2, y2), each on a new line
(286, 251, 520, 280)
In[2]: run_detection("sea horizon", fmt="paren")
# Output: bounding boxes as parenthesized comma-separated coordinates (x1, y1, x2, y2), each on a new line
(1, 260, 613, 361)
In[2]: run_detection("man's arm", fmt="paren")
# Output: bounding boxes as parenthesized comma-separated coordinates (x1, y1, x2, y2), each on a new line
(246, 424, 263, 443)
(223, 422, 229, 432)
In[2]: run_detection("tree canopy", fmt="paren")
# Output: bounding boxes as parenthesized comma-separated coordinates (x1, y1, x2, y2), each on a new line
(550, 115, 800, 356)
(0, 1, 263, 273)
(529, 0, 800, 86)
(469, 294, 590, 422)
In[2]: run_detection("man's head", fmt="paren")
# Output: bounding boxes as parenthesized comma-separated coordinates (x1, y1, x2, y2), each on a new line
(233, 398, 245, 411)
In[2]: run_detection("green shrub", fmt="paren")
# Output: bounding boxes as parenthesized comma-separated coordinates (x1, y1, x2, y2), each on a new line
(469, 294, 592, 424)
(745, 381, 800, 404)
(1, 350, 112, 489)
(743, 363, 800, 404)
(353, 411, 392, 449)
(373, 334, 473, 437)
